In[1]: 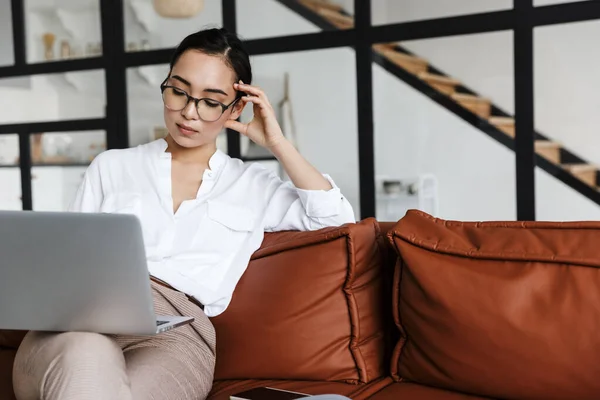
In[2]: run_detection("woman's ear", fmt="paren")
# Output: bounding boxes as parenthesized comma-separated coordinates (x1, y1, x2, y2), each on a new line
(229, 98, 245, 120)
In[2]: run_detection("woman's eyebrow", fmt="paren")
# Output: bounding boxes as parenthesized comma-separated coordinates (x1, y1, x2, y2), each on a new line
(204, 88, 228, 96)
(170, 75, 191, 86)
(170, 75, 228, 96)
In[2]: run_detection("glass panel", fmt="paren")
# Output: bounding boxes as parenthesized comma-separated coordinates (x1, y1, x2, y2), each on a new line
(247, 48, 360, 219)
(32, 166, 87, 211)
(0, 134, 22, 210)
(123, 0, 222, 52)
(237, 0, 354, 40)
(0, 167, 22, 211)
(374, 31, 516, 221)
(0, 134, 19, 166)
(534, 20, 600, 220)
(372, 0, 512, 26)
(0, 0, 15, 66)
(0, 70, 105, 124)
(126, 64, 228, 152)
(25, 0, 102, 63)
(30, 130, 105, 166)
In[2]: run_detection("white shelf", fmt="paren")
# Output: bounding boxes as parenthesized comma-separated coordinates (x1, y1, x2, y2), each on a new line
(27, 0, 98, 13)
(26, 0, 102, 64)
(36, 70, 104, 95)
(28, 4, 100, 37)
(129, 0, 157, 33)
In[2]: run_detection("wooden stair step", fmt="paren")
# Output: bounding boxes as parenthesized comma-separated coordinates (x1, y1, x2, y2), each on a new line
(489, 116, 515, 137)
(375, 48, 429, 75)
(315, 7, 354, 29)
(535, 140, 561, 164)
(298, 0, 344, 13)
(418, 72, 461, 96)
(372, 43, 398, 52)
(451, 93, 492, 119)
(563, 164, 598, 187)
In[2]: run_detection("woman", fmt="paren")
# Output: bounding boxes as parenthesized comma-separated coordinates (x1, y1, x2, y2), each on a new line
(12, 28, 355, 400)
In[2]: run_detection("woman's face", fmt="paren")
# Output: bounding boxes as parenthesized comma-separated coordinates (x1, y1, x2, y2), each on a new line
(163, 50, 244, 148)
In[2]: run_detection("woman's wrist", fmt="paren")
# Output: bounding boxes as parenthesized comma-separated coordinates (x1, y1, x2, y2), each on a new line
(268, 137, 292, 158)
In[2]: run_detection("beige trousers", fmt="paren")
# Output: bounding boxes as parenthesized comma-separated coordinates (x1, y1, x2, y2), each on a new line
(12, 281, 216, 400)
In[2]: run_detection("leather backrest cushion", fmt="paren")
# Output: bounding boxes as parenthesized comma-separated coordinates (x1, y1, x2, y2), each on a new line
(211, 219, 389, 384)
(388, 210, 600, 400)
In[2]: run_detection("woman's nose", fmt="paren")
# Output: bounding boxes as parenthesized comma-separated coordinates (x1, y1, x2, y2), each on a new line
(181, 99, 199, 120)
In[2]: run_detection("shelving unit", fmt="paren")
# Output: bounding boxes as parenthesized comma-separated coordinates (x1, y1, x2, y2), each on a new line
(2, 0, 597, 219)
(25, 0, 102, 64)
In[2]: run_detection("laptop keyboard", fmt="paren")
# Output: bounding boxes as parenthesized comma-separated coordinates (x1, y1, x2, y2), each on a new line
(156, 320, 169, 326)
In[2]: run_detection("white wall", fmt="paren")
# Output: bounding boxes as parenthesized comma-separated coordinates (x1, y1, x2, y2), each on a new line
(374, 64, 517, 221)
(403, 31, 515, 115)
(248, 49, 361, 218)
(237, 0, 319, 39)
(372, 0, 513, 25)
(534, 20, 600, 166)
(124, 0, 222, 51)
(373, 0, 600, 220)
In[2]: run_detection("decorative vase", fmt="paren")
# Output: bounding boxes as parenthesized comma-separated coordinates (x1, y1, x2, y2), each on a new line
(153, 0, 204, 18)
(42, 33, 56, 61)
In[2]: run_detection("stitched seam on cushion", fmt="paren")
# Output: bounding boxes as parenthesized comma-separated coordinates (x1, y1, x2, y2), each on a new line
(407, 209, 600, 230)
(395, 233, 600, 269)
(252, 233, 346, 260)
(344, 232, 367, 383)
(348, 376, 394, 399)
(356, 330, 386, 347)
(390, 239, 407, 382)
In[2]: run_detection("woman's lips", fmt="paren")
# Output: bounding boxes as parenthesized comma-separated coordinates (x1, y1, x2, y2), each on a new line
(177, 123, 197, 136)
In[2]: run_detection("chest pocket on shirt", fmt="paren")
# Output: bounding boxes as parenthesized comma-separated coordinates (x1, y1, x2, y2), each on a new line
(193, 201, 256, 251)
(100, 193, 142, 217)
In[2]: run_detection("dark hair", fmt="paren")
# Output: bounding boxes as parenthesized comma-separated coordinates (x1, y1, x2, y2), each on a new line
(169, 28, 252, 97)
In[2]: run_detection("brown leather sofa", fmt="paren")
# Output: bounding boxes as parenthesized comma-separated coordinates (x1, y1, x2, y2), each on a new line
(2, 210, 600, 399)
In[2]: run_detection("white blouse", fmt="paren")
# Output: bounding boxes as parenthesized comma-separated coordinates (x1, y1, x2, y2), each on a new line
(69, 139, 355, 316)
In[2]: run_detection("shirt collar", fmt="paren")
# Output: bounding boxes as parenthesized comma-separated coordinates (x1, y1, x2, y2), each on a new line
(153, 138, 229, 173)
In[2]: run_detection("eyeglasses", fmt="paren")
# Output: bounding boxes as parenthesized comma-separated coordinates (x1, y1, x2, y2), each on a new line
(160, 81, 241, 122)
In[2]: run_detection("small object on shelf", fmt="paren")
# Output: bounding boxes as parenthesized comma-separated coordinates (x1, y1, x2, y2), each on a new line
(40, 134, 74, 164)
(0, 136, 19, 166)
(60, 40, 71, 59)
(382, 180, 402, 194)
(127, 42, 139, 52)
(153, 0, 204, 18)
(86, 43, 95, 57)
(86, 42, 102, 57)
(31, 134, 44, 164)
(70, 44, 82, 58)
(42, 33, 56, 61)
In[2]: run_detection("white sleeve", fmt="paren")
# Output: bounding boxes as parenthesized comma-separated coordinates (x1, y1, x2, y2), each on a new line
(263, 173, 356, 232)
(68, 158, 104, 213)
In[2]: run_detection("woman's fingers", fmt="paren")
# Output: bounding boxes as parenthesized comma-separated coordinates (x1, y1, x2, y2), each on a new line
(223, 119, 248, 135)
(241, 95, 269, 110)
(235, 82, 268, 101)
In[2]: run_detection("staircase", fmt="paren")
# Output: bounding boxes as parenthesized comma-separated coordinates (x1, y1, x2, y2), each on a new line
(278, 0, 600, 206)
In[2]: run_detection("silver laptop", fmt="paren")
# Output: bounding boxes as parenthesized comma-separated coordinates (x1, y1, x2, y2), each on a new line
(0, 210, 193, 335)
